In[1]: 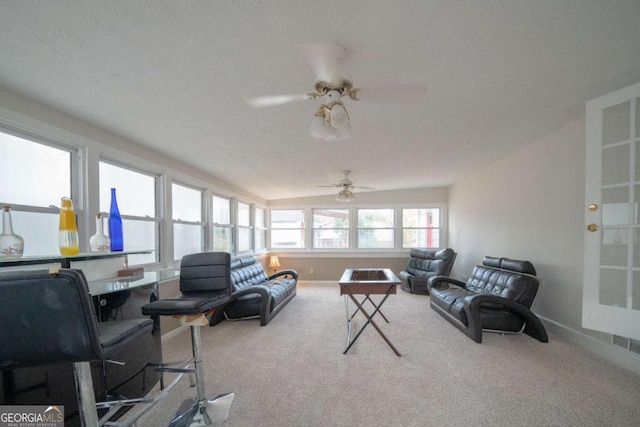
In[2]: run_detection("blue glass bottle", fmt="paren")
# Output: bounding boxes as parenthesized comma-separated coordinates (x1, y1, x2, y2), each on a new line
(108, 188, 123, 251)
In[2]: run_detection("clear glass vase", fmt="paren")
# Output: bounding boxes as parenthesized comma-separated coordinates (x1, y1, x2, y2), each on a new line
(0, 205, 25, 258)
(89, 213, 111, 252)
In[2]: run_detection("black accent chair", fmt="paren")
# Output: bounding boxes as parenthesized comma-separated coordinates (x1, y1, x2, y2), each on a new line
(428, 256, 548, 343)
(399, 248, 457, 295)
(0, 269, 169, 426)
(141, 252, 235, 426)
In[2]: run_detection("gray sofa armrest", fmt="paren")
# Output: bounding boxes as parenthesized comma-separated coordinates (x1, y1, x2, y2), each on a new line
(463, 293, 549, 343)
(428, 276, 467, 293)
(268, 269, 298, 281)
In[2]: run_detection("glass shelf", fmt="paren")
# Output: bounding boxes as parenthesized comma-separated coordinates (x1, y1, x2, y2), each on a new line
(0, 250, 152, 268)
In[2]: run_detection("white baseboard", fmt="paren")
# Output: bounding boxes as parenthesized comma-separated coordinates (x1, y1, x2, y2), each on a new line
(539, 315, 640, 376)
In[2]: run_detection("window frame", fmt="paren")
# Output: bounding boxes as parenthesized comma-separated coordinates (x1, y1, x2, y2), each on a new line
(236, 200, 253, 254)
(98, 158, 161, 265)
(211, 194, 234, 254)
(171, 181, 205, 261)
(312, 208, 350, 249)
(401, 207, 442, 249)
(0, 126, 82, 256)
(254, 205, 267, 253)
(269, 208, 306, 250)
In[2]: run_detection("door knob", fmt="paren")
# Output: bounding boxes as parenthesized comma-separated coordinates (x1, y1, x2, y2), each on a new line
(586, 224, 599, 232)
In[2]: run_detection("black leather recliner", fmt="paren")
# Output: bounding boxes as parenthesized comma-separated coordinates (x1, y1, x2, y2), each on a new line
(399, 248, 456, 295)
(428, 256, 548, 343)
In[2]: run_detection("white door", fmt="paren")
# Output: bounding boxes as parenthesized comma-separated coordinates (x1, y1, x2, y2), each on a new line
(584, 81, 640, 340)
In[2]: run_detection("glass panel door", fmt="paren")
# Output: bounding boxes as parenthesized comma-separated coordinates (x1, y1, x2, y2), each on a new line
(584, 81, 640, 340)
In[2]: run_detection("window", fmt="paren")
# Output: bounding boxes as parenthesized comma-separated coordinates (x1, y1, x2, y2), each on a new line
(357, 208, 395, 249)
(212, 195, 233, 253)
(270, 209, 305, 249)
(0, 130, 76, 256)
(254, 207, 267, 252)
(402, 208, 441, 248)
(99, 161, 158, 265)
(313, 209, 349, 249)
(237, 201, 252, 253)
(172, 182, 204, 261)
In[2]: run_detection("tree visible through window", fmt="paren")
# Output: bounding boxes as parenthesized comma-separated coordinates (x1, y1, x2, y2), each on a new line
(313, 209, 349, 249)
(357, 208, 394, 249)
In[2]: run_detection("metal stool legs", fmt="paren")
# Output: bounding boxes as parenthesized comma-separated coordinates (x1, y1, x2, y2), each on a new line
(167, 324, 234, 427)
(73, 362, 100, 427)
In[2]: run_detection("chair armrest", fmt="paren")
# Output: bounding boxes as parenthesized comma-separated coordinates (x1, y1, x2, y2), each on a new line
(462, 294, 548, 343)
(268, 269, 298, 281)
(428, 276, 466, 293)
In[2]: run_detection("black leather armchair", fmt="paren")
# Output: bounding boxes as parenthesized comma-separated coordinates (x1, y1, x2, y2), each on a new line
(399, 248, 456, 295)
(428, 256, 548, 343)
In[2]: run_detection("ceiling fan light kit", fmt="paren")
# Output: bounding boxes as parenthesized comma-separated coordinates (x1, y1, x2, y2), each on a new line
(336, 187, 355, 202)
(309, 91, 352, 141)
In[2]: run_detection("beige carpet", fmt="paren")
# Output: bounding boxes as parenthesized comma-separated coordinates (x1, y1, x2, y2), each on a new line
(137, 282, 640, 426)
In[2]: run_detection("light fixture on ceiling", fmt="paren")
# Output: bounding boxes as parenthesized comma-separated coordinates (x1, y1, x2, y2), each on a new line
(336, 187, 355, 202)
(309, 89, 352, 141)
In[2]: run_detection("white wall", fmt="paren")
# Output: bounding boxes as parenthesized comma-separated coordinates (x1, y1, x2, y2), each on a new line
(449, 116, 640, 374)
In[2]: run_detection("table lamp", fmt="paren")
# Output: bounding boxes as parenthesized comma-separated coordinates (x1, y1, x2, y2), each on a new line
(269, 255, 281, 273)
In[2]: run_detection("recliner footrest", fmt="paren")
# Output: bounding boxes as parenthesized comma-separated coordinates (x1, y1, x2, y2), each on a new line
(142, 293, 230, 316)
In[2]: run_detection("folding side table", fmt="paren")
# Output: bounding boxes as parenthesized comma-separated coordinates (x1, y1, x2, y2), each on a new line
(339, 268, 402, 357)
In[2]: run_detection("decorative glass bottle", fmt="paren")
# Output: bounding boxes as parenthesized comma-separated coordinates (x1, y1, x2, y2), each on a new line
(89, 213, 111, 252)
(108, 188, 124, 251)
(0, 205, 24, 258)
(58, 197, 79, 255)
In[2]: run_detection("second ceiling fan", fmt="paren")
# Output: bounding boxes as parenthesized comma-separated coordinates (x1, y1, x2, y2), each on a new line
(244, 43, 426, 141)
(317, 171, 375, 202)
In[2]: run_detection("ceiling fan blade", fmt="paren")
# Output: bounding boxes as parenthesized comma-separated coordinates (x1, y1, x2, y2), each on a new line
(301, 42, 347, 84)
(316, 185, 342, 188)
(244, 93, 312, 108)
(351, 85, 426, 105)
(351, 186, 376, 190)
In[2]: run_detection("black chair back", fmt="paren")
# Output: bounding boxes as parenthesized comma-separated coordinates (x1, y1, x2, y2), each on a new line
(180, 252, 232, 295)
(0, 269, 103, 369)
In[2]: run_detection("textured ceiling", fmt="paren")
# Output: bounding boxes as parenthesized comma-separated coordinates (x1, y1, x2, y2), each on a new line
(1, 1, 640, 200)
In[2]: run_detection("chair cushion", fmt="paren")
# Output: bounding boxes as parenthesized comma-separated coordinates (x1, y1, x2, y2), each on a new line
(141, 293, 230, 316)
(98, 318, 153, 358)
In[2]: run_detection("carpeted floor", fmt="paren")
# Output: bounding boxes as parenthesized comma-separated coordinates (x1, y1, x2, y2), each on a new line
(136, 282, 640, 426)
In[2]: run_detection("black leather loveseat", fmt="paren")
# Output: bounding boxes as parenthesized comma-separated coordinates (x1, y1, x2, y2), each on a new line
(428, 256, 548, 343)
(399, 248, 456, 295)
(211, 256, 297, 326)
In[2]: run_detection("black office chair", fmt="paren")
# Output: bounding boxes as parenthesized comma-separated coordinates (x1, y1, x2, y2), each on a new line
(0, 268, 169, 426)
(141, 252, 235, 427)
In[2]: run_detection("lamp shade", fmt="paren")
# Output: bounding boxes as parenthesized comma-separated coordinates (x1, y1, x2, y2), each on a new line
(269, 256, 281, 269)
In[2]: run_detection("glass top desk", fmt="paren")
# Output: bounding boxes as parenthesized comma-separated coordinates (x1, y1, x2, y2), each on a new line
(339, 268, 402, 357)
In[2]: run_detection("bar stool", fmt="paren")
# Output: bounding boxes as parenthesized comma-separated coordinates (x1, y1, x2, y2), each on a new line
(141, 252, 234, 426)
(0, 268, 177, 427)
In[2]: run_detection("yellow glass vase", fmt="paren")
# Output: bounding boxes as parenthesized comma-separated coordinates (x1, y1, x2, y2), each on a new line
(59, 197, 79, 255)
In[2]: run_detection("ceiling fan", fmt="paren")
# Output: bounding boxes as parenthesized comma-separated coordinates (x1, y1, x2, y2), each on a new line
(244, 42, 426, 141)
(317, 171, 375, 202)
